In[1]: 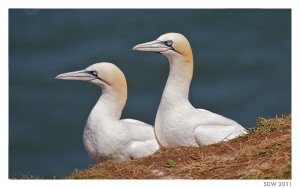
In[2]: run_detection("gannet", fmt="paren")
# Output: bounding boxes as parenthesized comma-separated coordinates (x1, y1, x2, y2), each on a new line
(133, 33, 247, 147)
(55, 62, 159, 161)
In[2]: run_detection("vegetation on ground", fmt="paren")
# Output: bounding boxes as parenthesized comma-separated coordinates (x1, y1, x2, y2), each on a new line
(67, 114, 291, 179)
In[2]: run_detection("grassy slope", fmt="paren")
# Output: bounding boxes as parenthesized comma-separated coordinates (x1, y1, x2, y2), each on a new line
(67, 115, 291, 179)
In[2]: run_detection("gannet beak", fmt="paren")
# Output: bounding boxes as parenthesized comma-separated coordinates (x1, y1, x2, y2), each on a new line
(55, 70, 96, 81)
(132, 40, 172, 53)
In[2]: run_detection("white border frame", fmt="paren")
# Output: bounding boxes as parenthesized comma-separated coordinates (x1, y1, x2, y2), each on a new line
(1, 1, 298, 188)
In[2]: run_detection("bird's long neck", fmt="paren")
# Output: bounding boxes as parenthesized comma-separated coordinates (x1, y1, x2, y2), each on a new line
(161, 53, 193, 105)
(88, 85, 127, 123)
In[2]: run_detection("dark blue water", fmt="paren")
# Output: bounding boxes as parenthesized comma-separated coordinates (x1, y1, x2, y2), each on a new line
(9, 9, 291, 178)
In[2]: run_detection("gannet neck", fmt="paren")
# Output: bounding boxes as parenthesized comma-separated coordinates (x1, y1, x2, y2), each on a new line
(91, 87, 127, 121)
(56, 62, 159, 161)
(133, 33, 247, 147)
(91, 69, 128, 121)
(132, 32, 194, 104)
(161, 51, 194, 104)
(56, 62, 128, 120)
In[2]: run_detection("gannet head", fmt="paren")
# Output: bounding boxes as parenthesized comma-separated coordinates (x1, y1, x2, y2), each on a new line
(132, 32, 193, 61)
(55, 62, 127, 91)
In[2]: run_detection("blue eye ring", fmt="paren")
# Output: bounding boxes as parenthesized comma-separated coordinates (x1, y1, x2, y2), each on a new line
(91, 71, 98, 76)
(165, 40, 173, 47)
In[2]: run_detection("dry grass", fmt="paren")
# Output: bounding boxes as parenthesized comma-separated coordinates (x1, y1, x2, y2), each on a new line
(67, 114, 291, 179)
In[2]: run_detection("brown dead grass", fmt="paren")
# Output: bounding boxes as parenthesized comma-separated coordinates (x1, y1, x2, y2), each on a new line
(67, 114, 291, 179)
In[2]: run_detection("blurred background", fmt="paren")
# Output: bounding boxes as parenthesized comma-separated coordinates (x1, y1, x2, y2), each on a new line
(9, 9, 291, 178)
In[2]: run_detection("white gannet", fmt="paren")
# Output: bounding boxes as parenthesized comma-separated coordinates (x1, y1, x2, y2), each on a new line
(133, 33, 247, 147)
(55, 62, 159, 161)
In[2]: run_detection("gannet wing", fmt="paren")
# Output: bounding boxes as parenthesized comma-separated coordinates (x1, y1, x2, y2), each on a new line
(121, 119, 153, 128)
(194, 109, 247, 146)
(121, 119, 159, 159)
(121, 119, 156, 141)
(194, 124, 246, 146)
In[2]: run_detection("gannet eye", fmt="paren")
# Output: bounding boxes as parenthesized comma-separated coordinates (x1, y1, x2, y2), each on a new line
(164, 40, 173, 47)
(91, 71, 98, 76)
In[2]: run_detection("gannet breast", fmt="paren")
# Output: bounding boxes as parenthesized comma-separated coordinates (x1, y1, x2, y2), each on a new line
(56, 62, 159, 161)
(132, 32, 247, 147)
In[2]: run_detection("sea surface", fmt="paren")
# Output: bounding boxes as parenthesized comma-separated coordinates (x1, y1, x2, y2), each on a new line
(9, 9, 291, 178)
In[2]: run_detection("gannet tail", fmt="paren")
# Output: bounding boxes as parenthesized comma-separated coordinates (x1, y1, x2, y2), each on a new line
(194, 125, 247, 146)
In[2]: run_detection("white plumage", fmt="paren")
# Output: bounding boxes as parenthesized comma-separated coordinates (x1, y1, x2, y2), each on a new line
(133, 33, 247, 147)
(56, 62, 159, 161)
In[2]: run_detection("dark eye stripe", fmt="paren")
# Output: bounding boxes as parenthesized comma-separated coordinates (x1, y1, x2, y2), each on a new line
(164, 40, 173, 47)
(156, 40, 176, 52)
(159, 40, 175, 51)
(91, 71, 97, 76)
(87, 70, 111, 86)
(88, 71, 98, 77)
